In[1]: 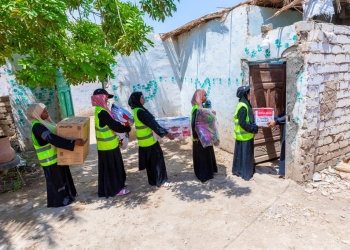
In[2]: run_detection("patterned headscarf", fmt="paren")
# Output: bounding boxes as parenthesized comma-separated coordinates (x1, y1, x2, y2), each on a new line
(26, 103, 57, 134)
(191, 89, 206, 108)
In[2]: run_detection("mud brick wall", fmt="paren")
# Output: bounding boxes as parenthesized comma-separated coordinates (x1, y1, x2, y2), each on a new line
(0, 96, 17, 137)
(291, 21, 350, 182)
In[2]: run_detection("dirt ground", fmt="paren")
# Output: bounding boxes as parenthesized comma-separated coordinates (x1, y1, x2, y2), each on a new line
(1, 118, 350, 249)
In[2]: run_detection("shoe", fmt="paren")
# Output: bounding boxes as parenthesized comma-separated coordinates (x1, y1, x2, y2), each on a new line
(116, 189, 130, 196)
(159, 182, 173, 187)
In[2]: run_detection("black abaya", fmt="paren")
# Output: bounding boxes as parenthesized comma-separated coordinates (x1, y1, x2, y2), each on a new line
(232, 105, 258, 181)
(96, 110, 131, 198)
(192, 109, 218, 182)
(98, 147, 126, 198)
(32, 123, 77, 208)
(136, 109, 169, 187)
(138, 142, 168, 186)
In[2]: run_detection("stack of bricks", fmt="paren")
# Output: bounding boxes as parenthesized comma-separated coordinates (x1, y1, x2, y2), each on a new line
(293, 21, 350, 181)
(0, 96, 17, 137)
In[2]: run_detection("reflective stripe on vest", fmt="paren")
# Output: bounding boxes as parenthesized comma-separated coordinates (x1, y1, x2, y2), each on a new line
(31, 120, 58, 167)
(191, 104, 198, 142)
(233, 102, 255, 141)
(133, 108, 157, 147)
(94, 106, 119, 151)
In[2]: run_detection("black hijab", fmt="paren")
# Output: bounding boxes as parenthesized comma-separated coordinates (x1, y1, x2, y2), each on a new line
(128, 92, 155, 119)
(236, 86, 254, 122)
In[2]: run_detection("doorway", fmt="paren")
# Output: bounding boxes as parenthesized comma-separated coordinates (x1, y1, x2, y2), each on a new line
(249, 63, 286, 165)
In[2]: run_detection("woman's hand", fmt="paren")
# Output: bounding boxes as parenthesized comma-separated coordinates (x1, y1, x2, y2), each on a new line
(74, 139, 85, 146)
(267, 121, 276, 128)
(166, 133, 175, 140)
(212, 110, 216, 115)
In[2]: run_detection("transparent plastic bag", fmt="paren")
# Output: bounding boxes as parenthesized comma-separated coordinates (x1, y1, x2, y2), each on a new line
(195, 108, 220, 148)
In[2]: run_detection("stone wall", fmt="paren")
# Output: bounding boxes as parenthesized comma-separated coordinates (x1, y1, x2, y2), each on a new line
(0, 96, 17, 137)
(290, 21, 350, 182)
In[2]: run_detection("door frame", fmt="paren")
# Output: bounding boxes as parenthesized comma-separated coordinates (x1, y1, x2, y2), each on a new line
(241, 59, 287, 163)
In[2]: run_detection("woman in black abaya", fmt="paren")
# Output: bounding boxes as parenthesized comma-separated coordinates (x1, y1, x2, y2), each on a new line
(128, 92, 174, 187)
(232, 86, 259, 181)
(191, 89, 218, 183)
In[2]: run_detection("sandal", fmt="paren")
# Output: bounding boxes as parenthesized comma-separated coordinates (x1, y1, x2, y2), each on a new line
(159, 182, 173, 188)
(278, 175, 285, 179)
(116, 189, 130, 196)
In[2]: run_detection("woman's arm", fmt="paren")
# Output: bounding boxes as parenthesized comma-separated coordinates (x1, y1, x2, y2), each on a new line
(98, 110, 131, 133)
(137, 109, 168, 138)
(32, 124, 76, 151)
(237, 107, 259, 134)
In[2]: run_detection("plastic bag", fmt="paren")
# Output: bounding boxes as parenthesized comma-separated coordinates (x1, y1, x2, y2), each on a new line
(195, 108, 220, 148)
(111, 104, 133, 149)
(111, 104, 134, 126)
(117, 132, 129, 150)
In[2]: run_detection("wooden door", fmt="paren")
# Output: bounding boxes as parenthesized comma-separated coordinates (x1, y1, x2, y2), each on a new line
(249, 64, 286, 163)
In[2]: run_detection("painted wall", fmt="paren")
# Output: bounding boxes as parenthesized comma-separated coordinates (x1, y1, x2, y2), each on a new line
(0, 66, 9, 97)
(4, 61, 60, 151)
(71, 82, 102, 116)
(170, 5, 300, 152)
(111, 33, 183, 117)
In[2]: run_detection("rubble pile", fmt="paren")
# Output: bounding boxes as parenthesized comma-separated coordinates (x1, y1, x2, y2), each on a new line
(303, 166, 350, 198)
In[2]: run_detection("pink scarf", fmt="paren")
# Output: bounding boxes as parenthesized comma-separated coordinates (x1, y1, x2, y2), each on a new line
(91, 94, 112, 117)
(191, 89, 206, 108)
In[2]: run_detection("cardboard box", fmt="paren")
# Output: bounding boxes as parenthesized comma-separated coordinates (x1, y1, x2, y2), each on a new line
(253, 108, 274, 127)
(57, 117, 90, 165)
(153, 116, 191, 140)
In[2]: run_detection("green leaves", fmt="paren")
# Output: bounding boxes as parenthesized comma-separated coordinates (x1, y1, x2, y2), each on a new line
(0, 0, 180, 88)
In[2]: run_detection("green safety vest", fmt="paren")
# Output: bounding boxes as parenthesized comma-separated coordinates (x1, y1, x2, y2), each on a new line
(191, 104, 198, 141)
(133, 107, 157, 147)
(95, 106, 119, 151)
(31, 120, 58, 167)
(233, 102, 255, 141)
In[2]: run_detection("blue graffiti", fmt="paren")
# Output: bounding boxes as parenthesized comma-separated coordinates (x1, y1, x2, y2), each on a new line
(284, 43, 289, 49)
(257, 45, 262, 52)
(228, 78, 231, 86)
(235, 78, 239, 86)
(264, 49, 271, 58)
(194, 78, 211, 97)
(250, 50, 257, 58)
(275, 39, 282, 48)
(292, 35, 297, 44)
(132, 80, 158, 102)
(244, 48, 250, 55)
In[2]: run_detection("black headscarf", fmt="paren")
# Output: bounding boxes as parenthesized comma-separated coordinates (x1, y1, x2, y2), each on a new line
(128, 92, 155, 119)
(236, 86, 254, 122)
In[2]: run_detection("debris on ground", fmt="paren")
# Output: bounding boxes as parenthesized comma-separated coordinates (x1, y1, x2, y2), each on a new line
(303, 165, 350, 197)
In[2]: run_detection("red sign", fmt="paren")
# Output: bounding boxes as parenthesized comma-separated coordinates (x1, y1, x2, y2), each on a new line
(253, 108, 274, 127)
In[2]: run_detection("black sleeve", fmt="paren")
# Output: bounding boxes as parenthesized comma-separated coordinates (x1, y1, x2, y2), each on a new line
(98, 110, 131, 133)
(238, 107, 259, 134)
(32, 124, 75, 151)
(275, 113, 286, 125)
(191, 109, 198, 139)
(137, 109, 168, 137)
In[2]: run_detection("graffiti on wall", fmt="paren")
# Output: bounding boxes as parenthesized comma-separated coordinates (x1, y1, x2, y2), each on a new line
(7, 70, 57, 125)
(132, 80, 158, 102)
(244, 33, 297, 59)
(127, 75, 244, 103)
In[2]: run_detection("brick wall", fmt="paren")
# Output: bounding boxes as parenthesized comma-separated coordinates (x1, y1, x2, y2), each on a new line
(291, 21, 350, 181)
(0, 96, 17, 137)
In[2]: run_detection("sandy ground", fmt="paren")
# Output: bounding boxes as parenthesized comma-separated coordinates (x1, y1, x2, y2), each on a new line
(1, 118, 350, 250)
